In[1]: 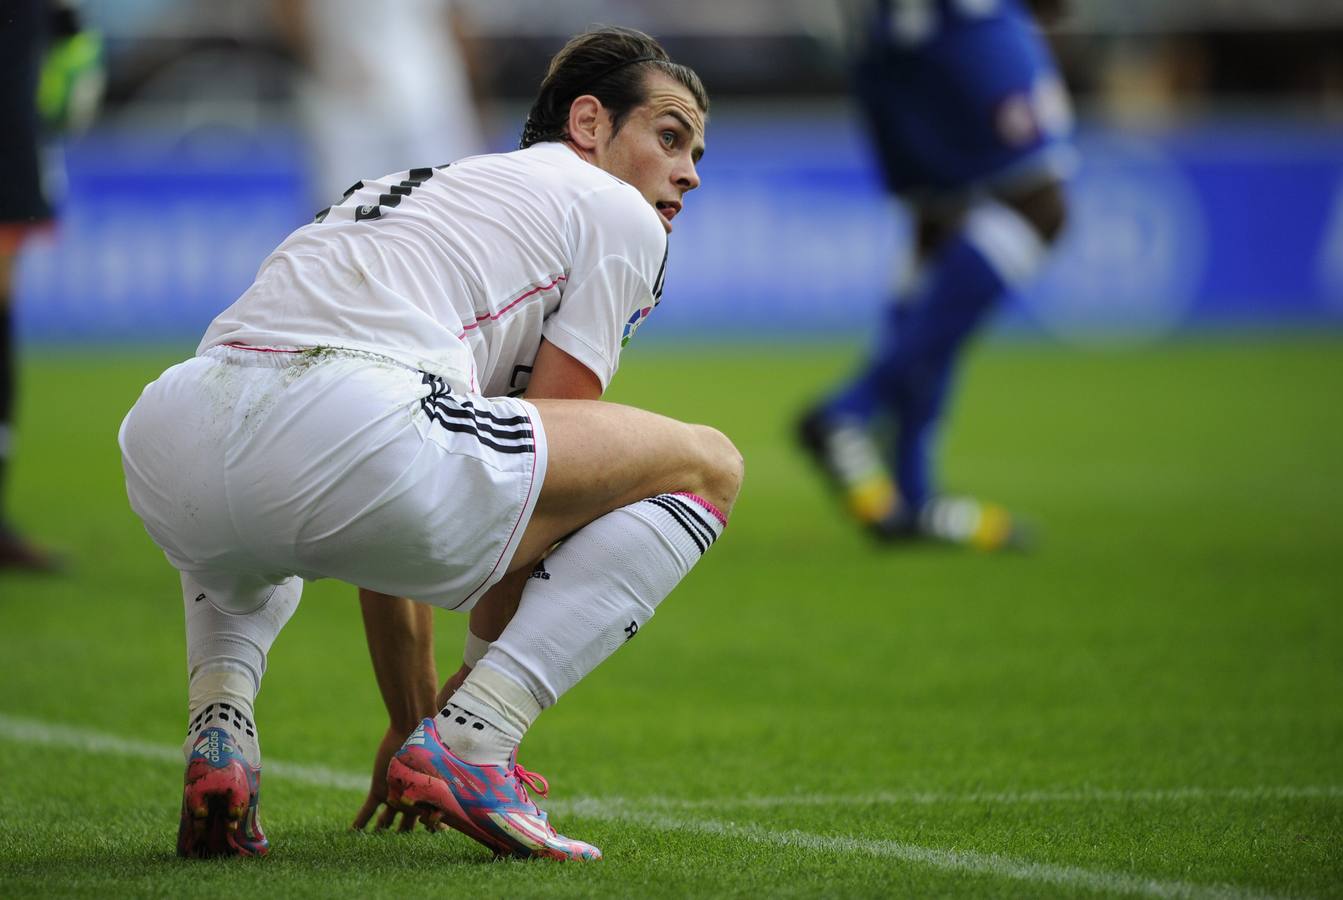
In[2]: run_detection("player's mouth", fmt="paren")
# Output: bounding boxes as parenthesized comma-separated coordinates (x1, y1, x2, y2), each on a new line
(655, 200, 681, 232)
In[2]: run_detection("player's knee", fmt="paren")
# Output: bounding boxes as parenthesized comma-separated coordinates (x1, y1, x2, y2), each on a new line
(687, 425, 744, 516)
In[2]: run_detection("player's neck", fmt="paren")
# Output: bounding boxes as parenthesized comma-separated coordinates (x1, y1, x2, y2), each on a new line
(562, 139, 598, 166)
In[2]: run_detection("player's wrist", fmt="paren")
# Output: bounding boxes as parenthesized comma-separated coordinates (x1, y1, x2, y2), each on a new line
(385, 682, 439, 732)
(387, 710, 423, 734)
(463, 628, 491, 668)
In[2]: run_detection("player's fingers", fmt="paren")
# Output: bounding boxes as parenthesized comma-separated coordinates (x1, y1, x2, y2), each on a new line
(351, 797, 378, 831)
(423, 810, 446, 832)
(375, 803, 398, 830)
(397, 809, 416, 833)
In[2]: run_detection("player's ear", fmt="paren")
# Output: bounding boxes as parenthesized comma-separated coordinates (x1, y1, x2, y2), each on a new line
(567, 95, 605, 152)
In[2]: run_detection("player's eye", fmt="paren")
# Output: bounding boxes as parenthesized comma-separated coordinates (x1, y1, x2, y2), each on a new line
(660, 130, 677, 149)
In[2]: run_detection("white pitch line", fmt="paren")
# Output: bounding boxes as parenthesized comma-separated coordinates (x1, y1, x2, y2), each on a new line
(572, 784, 1343, 812)
(0, 713, 367, 792)
(0, 713, 1311, 900)
(3, 714, 1335, 812)
(623, 816, 1284, 900)
(0, 712, 184, 765)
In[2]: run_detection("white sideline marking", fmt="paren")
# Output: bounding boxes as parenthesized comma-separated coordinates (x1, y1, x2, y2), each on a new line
(0, 713, 366, 792)
(0, 713, 1316, 900)
(3, 713, 1334, 811)
(578, 784, 1343, 812)
(625, 816, 1283, 900)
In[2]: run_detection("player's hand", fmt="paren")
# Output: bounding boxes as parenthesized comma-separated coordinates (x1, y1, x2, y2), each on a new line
(351, 724, 445, 833)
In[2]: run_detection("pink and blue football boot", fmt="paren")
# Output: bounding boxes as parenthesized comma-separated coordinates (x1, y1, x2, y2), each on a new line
(176, 722, 268, 858)
(387, 717, 601, 861)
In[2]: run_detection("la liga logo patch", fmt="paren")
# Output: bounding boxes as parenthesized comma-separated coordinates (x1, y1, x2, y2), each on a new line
(621, 305, 654, 347)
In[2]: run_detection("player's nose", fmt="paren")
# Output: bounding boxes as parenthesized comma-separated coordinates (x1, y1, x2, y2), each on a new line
(676, 157, 701, 193)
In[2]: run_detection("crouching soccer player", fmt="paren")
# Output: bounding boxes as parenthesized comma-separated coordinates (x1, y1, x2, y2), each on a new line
(799, 0, 1074, 550)
(119, 26, 738, 861)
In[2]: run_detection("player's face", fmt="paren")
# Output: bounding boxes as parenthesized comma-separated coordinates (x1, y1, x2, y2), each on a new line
(596, 73, 705, 234)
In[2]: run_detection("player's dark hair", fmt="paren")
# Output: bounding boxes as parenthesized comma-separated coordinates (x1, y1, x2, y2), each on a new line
(520, 26, 708, 149)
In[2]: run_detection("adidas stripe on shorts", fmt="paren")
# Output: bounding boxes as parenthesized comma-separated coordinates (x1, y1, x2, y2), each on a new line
(119, 345, 547, 613)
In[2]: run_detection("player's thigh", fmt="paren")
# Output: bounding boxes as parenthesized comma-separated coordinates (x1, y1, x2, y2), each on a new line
(121, 356, 249, 575)
(512, 398, 740, 568)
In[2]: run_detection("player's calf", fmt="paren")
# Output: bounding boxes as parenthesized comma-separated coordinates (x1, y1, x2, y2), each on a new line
(406, 463, 735, 862)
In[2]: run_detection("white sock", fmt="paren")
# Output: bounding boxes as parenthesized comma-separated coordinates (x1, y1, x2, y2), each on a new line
(446, 492, 726, 762)
(185, 682, 260, 768)
(182, 573, 302, 767)
(435, 665, 541, 766)
(962, 198, 1049, 287)
(462, 627, 491, 669)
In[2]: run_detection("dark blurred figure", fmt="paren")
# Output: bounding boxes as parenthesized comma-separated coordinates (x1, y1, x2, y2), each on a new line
(799, 0, 1074, 551)
(0, 0, 99, 571)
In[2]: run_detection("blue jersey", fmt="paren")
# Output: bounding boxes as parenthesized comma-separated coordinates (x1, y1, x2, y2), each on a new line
(870, 0, 1031, 48)
(854, 0, 1075, 199)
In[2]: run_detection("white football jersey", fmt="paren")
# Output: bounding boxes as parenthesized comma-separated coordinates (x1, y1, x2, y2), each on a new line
(200, 142, 669, 396)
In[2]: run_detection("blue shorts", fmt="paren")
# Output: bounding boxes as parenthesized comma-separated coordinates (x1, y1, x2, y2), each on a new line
(854, 9, 1075, 201)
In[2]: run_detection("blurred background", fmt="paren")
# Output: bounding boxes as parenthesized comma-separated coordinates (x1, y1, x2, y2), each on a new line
(4, 7, 1342, 891)
(15, 0, 1343, 346)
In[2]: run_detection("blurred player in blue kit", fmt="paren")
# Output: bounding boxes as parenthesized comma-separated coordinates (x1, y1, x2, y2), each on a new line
(800, 0, 1074, 550)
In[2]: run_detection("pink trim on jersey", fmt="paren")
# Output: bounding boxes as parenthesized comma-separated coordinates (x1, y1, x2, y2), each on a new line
(222, 342, 302, 353)
(457, 275, 568, 338)
(673, 492, 728, 528)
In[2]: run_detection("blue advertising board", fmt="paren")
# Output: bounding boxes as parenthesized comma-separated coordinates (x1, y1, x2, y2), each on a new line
(15, 109, 1343, 344)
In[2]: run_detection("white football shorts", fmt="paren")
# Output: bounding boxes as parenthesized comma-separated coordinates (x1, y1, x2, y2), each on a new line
(119, 345, 547, 613)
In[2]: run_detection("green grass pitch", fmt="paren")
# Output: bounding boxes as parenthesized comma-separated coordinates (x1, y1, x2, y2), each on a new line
(1, 335, 1340, 897)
